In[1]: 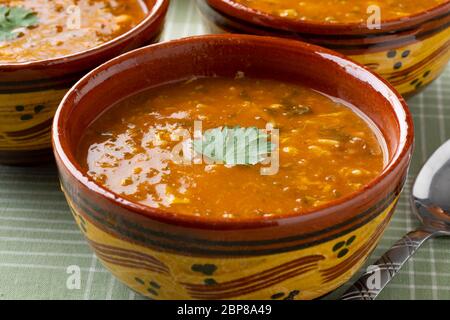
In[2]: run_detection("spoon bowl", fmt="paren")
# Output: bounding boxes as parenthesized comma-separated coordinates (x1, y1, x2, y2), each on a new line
(412, 140, 450, 235)
(342, 140, 450, 300)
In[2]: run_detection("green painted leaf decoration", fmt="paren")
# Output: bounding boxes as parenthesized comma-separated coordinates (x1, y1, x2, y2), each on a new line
(193, 126, 276, 165)
(0, 6, 39, 41)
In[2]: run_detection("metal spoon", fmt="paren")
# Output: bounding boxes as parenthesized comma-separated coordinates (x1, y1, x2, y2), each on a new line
(341, 140, 450, 300)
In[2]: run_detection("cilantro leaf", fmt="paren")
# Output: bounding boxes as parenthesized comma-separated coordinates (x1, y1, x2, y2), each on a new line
(0, 6, 38, 41)
(193, 126, 276, 165)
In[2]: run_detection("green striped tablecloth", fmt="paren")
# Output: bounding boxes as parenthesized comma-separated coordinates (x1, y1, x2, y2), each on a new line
(0, 0, 449, 300)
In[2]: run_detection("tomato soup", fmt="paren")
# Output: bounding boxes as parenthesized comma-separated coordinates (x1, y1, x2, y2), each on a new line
(233, 0, 447, 23)
(0, 0, 147, 63)
(78, 77, 386, 219)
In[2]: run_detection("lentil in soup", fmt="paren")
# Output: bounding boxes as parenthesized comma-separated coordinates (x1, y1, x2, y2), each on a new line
(0, 0, 147, 63)
(78, 77, 385, 219)
(233, 0, 447, 23)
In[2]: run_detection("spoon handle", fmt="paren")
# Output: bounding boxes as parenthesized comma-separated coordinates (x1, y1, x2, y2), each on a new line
(341, 228, 434, 300)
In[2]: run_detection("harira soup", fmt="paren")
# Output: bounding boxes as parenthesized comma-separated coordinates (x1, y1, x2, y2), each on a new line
(77, 76, 387, 220)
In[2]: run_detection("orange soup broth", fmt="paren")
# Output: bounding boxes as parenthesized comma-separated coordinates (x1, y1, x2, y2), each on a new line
(233, 0, 447, 23)
(0, 0, 147, 63)
(78, 77, 386, 219)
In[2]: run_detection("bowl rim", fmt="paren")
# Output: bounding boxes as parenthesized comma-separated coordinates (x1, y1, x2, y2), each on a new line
(53, 34, 414, 229)
(205, 0, 450, 35)
(0, 0, 170, 69)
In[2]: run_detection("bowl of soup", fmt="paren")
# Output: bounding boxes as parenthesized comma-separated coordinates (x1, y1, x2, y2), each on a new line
(198, 0, 450, 98)
(53, 35, 413, 300)
(0, 0, 169, 165)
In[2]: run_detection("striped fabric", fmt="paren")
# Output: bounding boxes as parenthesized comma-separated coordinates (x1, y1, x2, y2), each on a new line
(0, 0, 449, 300)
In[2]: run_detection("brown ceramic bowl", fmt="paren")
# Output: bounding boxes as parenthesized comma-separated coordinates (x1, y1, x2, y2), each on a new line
(53, 35, 414, 300)
(198, 0, 450, 98)
(0, 0, 169, 166)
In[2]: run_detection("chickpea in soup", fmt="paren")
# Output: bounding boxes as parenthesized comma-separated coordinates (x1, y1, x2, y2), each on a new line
(0, 0, 147, 63)
(233, 0, 447, 23)
(78, 77, 385, 219)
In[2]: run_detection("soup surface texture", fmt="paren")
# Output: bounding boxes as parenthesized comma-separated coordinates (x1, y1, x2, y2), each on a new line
(233, 0, 447, 23)
(78, 77, 385, 219)
(0, 0, 147, 63)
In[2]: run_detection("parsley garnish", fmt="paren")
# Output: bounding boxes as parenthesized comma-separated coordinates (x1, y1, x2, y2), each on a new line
(0, 6, 38, 41)
(193, 126, 275, 165)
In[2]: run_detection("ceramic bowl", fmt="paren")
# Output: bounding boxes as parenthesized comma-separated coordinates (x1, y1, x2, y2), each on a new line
(0, 0, 169, 165)
(53, 35, 414, 300)
(198, 0, 450, 98)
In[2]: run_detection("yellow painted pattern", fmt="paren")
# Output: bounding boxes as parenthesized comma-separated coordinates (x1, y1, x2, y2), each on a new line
(65, 192, 399, 300)
(0, 89, 67, 151)
(351, 28, 450, 96)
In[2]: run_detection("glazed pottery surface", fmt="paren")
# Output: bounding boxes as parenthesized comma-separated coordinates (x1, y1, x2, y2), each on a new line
(53, 35, 414, 300)
(199, 0, 450, 99)
(0, 0, 169, 166)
